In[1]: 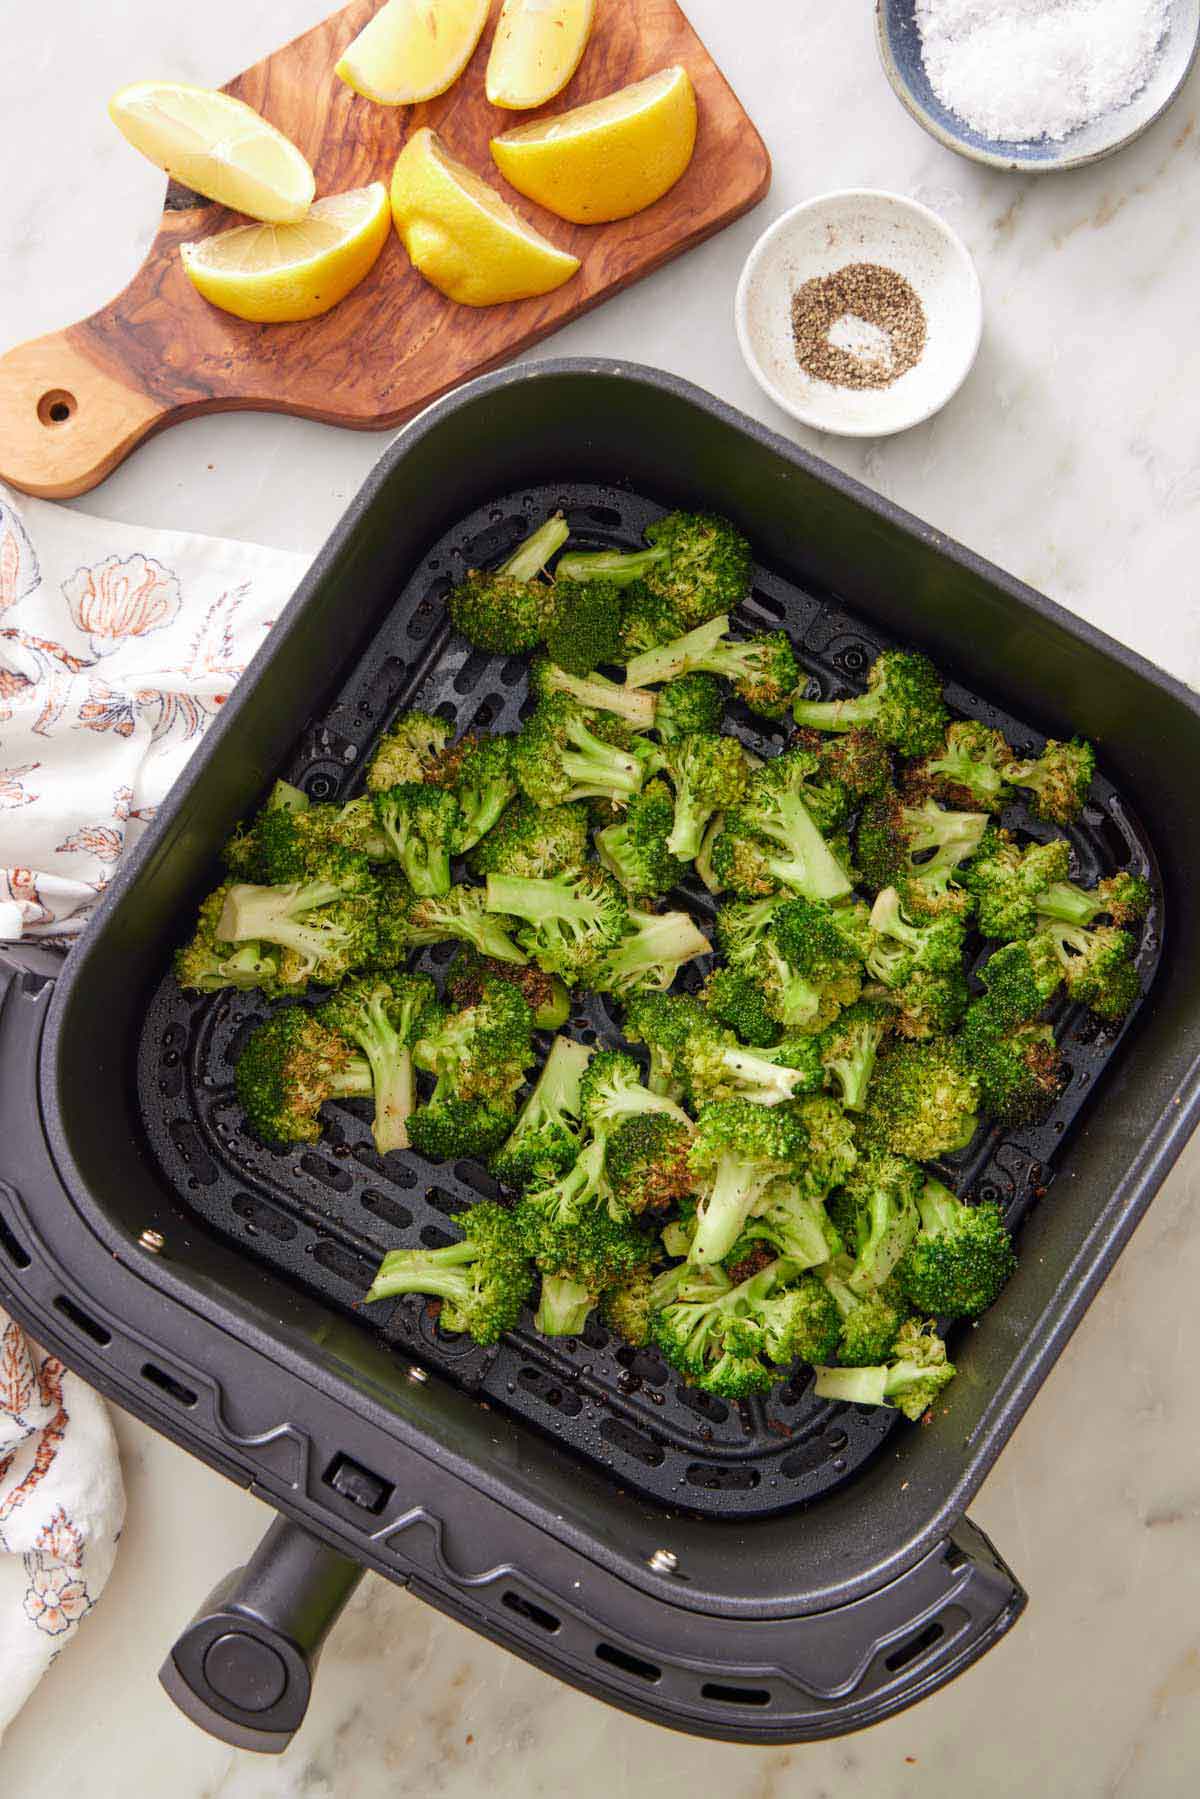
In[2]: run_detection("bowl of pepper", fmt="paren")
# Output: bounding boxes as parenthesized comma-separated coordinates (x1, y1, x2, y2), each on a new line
(734, 189, 982, 437)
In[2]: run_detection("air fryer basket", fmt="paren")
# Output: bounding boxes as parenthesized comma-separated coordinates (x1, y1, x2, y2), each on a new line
(2, 361, 1199, 1753)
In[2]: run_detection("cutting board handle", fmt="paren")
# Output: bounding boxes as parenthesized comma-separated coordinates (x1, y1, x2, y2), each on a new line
(0, 328, 166, 499)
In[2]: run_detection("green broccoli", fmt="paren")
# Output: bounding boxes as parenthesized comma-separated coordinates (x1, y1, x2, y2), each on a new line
(813, 1319, 956, 1421)
(617, 584, 687, 658)
(857, 793, 988, 919)
(835, 1153, 924, 1296)
(756, 896, 865, 1034)
(595, 781, 687, 898)
(235, 1007, 374, 1147)
(818, 1262, 911, 1366)
(446, 946, 571, 1032)
(484, 868, 629, 982)
(687, 1100, 827, 1266)
(437, 734, 518, 853)
(622, 992, 707, 1101)
(960, 830, 1074, 940)
(579, 1049, 693, 1143)
(555, 545, 669, 589)
(654, 673, 726, 741)
(446, 515, 569, 654)
(216, 851, 378, 988)
(791, 649, 947, 757)
(907, 720, 1014, 813)
(1034, 916, 1141, 1020)
(1002, 735, 1095, 825)
(599, 1264, 658, 1348)
(815, 727, 893, 800)
(522, 1207, 658, 1336)
(372, 783, 461, 897)
(651, 1258, 837, 1398)
(605, 1113, 695, 1215)
(701, 967, 780, 1048)
(818, 998, 892, 1110)
(682, 1019, 823, 1107)
(364, 1202, 532, 1344)
(366, 711, 452, 793)
(866, 887, 967, 984)
(712, 752, 853, 901)
(512, 697, 647, 808)
(625, 614, 800, 717)
(542, 579, 626, 676)
(563, 511, 752, 632)
(961, 1001, 1062, 1125)
(736, 1180, 844, 1270)
(492, 1035, 592, 1190)
(413, 978, 536, 1110)
(465, 796, 589, 881)
(222, 780, 309, 880)
(976, 937, 1064, 1026)
(659, 733, 750, 860)
(862, 1040, 980, 1161)
(317, 973, 443, 1154)
(897, 1178, 1017, 1319)
(530, 655, 657, 731)
(584, 907, 712, 999)
(866, 966, 969, 1042)
(402, 883, 528, 965)
(175, 886, 296, 996)
(408, 1095, 520, 1163)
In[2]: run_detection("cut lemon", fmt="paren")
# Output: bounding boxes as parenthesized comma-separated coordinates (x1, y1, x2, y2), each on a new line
(390, 128, 579, 305)
(109, 82, 315, 223)
(180, 183, 390, 322)
(486, 0, 597, 110)
(491, 64, 698, 224)
(336, 0, 491, 105)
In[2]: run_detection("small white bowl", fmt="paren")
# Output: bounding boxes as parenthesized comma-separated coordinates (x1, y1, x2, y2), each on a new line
(735, 190, 982, 438)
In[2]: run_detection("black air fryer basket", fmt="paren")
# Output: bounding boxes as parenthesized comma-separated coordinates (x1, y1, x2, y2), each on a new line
(2, 362, 1198, 1752)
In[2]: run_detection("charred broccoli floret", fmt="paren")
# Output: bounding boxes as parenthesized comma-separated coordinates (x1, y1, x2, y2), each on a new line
(605, 1112, 695, 1215)
(492, 1035, 592, 1190)
(579, 1049, 692, 1144)
(530, 655, 657, 730)
(364, 1202, 532, 1344)
(484, 868, 629, 982)
(866, 966, 969, 1042)
(513, 697, 646, 808)
(897, 1178, 1016, 1319)
(235, 1007, 374, 1147)
(521, 1207, 658, 1336)
(857, 793, 988, 919)
(217, 851, 378, 988)
(1035, 916, 1141, 1020)
(659, 733, 750, 860)
(617, 584, 686, 658)
(595, 781, 687, 899)
(446, 515, 569, 654)
(372, 784, 460, 897)
(813, 1319, 956, 1421)
(465, 796, 589, 882)
(701, 967, 780, 1048)
(366, 711, 451, 793)
(437, 734, 518, 853)
(961, 1001, 1062, 1125)
(599, 1264, 658, 1348)
(862, 1041, 980, 1161)
(625, 614, 800, 717)
(792, 649, 947, 756)
(622, 992, 707, 1100)
(317, 973, 443, 1154)
(757, 896, 865, 1034)
(960, 831, 1073, 940)
(818, 998, 892, 1110)
(446, 946, 570, 1031)
(976, 937, 1063, 1026)
(654, 672, 726, 741)
(231, 791, 392, 883)
(907, 720, 1014, 813)
(1002, 736, 1095, 825)
(413, 978, 536, 1110)
(585, 908, 712, 999)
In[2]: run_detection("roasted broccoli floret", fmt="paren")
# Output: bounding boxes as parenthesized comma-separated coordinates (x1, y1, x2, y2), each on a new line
(736, 1180, 843, 1270)
(407, 1096, 517, 1162)
(446, 515, 569, 654)
(792, 649, 947, 757)
(585, 908, 712, 998)
(530, 655, 657, 730)
(755, 896, 865, 1034)
(522, 1207, 657, 1336)
(1002, 735, 1095, 825)
(541, 579, 625, 676)
(235, 1007, 373, 1147)
(512, 697, 646, 808)
(862, 1041, 980, 1161)
(562, 512, 752, 632)
(813, 1319, 956, 1421)
(605, 1113, 695, 1215)
(492, 1035, 592, 1190)
(617, 584, 687, 657)
(230, 790, 393, 884)
(816, 728, 893, 800)
(622, 992, 707, 1100)
(595, 781, 687, 898)
(1035, 917, 1141, 1020)
(399, 883, 525, 966)
(659, 733, 750, 860)
(216, 851, 378, 988)
(713, 752, 854, 902)
(976, 937, 1063, 1026)
(446, 946, 570, 1031)
(484, 868, 628, 982)
(960, 831, 1073, 940)
(857, 793, 988, 918)
(222, 781, 309, 880)
(317, 973, 443, 1154)
(654, 672, 726, 741)
(686, 1099, 851, 1267)
(364, 1202, 532, 1344)
(372, 784, 460, 897)
(651, 1258, 837, 1397)
(818, 998, 892, 1110)
(599, 1264, 658, 1348)
(897, 1178, 1016, 1319)
(834, 1153, 923, 1296)
(907, 720, 1014, 813)
(866, 887, 967, 984)
(366, 711, 452, 793)
(436, 734, 518, 853)
(682, 1019, 823, 1107)
(701, 967, 780, 1048)
(625, 615, 800, 717)
(1094, 872, 1152, 928)
(866, 966, 969, 1042)
(465, 796, 589, 882)
(413, 978, 536, 1109)
(819, 1262, 911, 1366)
(961, 1001, 1062, 1125)
(579, 1048, 692, 1142)
(175, 886, 296, 996)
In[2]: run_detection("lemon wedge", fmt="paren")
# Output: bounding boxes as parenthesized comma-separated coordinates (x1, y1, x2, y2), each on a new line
(490, 64, 698, 224)
(390, 128, 579, 305)
(336, 0, 491, 105)
(180, 183, 391, 322)
(109, 81, 315, 223)
(486, 0, 597, 110)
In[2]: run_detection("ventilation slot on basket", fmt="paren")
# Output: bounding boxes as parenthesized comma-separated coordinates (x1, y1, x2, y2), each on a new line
(685, 1462, 760, 1491)
(53, 1295, 112, 1347)
(599, 1418, 664, 1467)
(501, 1590, 560, 1634)
(0, 1211, 31, 1270)
(595, 1642, 660, 1684)
(700, 1681, 772, 1707)
(324, 1452, 394, 1516)
(141, 1362, 197, 1408)
(517, 1367, 583, 1418)
(884, 1619, 945, 1672)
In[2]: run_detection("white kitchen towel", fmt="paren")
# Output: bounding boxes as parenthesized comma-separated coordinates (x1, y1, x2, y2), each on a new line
(0, 481, 311, 1727)
(0, 482, 309, 943)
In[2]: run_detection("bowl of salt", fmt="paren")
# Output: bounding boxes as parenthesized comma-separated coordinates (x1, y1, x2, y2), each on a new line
(877, 0, 1200, 172)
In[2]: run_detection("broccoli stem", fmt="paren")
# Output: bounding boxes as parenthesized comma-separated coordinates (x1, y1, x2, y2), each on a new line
(219, 877, 344, 944)
(666, 788, 709, 860)
(790, 691, 880, 734)
(352, 988, 417, 1154)
(1035, 881, 1101, 927)
(555, 547, 668, 587)
(485, 875, 593, 928)
(719, 1047, 807, 1105)
(812, 1364, 888, 1405)
(915, 1178, 960, 1236)
(540, 664, 656, 729)
(760, 795, 852, 902)
(364, 1238, 478, 1305)
(624, 615, 730, 689)
(502, 515, 570, 583)
(559, 716, 643, 798)
(692, 1158, 768, 1265)
(598, 911, 711, 991)
(535, 1274, 594, 1335)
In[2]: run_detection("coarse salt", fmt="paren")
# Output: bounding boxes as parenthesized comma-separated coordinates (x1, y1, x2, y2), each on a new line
(915, 0, 1169, 143)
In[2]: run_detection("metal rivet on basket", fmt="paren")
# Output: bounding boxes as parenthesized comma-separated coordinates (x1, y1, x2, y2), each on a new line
(138, 1229, 165, 1254)
(647, 1548, 678, 1574)
(407, 1365, 429, 1385)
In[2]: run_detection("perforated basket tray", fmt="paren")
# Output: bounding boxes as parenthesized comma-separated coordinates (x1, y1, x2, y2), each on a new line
(135, 480, 1162, 1522)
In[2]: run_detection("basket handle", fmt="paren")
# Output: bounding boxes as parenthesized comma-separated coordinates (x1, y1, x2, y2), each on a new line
(159, 1517, 364, 1753)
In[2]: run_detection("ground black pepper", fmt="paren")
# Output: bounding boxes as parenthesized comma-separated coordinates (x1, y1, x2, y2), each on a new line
(790, 262, 927, 390)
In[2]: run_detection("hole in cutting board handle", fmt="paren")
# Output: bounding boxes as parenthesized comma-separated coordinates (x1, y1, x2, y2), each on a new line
(37, 389, 76, 427)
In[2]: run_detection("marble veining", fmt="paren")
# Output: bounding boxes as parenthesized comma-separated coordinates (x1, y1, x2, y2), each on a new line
(2, 2, 1199, 1794)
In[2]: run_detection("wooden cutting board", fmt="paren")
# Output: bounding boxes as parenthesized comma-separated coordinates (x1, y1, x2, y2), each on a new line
(0, 0, 770, 499)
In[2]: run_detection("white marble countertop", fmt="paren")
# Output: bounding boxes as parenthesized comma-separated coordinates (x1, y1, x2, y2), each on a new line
(3, 3, 1200, 1794)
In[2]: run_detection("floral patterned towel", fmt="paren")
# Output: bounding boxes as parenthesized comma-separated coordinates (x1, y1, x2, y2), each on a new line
(0, 482, 309, 942)
(0, 482, 310, 1727)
